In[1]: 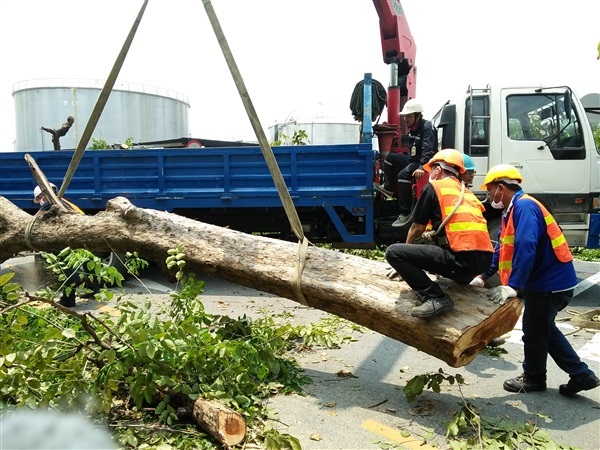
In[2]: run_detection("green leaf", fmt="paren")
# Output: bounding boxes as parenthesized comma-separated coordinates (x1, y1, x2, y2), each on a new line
(146, 342, 156, 359)
(2, 282, 21, 294)
(62, 328, 76, 338)
(0, 272, 15, 285)
(162, 339, 177, 352)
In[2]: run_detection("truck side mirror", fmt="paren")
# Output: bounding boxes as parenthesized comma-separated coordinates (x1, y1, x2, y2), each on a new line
(563, 89, 572, 115)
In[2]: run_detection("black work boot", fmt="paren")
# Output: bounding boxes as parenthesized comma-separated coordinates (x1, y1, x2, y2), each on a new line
(503, 374, 547, 393)
(559, 374, 600, 397)
(410, 295, 454, 318)
(59, 293, 76, 307)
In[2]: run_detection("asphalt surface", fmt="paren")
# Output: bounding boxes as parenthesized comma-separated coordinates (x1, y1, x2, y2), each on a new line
(2, 255, 599, 449)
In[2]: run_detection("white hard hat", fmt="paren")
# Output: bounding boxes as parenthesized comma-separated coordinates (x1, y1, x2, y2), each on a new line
(399, 99, 424, 115)
(33, 183, 57, 200)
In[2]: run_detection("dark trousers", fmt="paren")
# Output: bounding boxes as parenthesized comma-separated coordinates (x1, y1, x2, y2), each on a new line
(384, 153, 419, 215)
(385, 244, 492, 298)
(521, 290, 594, 382)
(62, 268, 101, 301)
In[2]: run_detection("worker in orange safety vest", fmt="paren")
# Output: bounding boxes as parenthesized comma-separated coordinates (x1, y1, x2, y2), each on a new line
(472, 164, 599, 397)
(385, 149, 494, 318)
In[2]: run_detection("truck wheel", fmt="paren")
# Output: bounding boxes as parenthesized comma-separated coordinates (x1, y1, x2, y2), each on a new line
(101, 252, 129, 277)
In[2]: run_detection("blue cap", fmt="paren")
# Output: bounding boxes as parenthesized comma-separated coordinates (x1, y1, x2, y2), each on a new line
(462, 154, 476, 171)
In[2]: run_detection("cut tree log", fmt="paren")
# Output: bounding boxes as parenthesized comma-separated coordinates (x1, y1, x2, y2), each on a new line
(192, 398, 246, 447)
(0, 196, 522, 367)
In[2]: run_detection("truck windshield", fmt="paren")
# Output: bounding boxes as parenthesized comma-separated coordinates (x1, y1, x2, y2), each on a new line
(506, 93, 585, 160)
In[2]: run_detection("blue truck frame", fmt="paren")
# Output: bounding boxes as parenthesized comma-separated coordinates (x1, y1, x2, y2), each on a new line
(0, 144, 396, 246)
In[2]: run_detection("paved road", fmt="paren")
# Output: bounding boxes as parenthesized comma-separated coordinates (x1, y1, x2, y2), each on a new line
(2, 255, 599, 449)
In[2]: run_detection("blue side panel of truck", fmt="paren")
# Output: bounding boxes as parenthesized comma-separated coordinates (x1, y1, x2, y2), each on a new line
(0, 144, 378, 244)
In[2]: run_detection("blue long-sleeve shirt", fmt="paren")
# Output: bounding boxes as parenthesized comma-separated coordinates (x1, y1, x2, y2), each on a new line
(483, 190, 578, 292)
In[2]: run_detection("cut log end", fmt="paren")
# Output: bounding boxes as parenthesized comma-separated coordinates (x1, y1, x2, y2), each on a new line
(453, 297, 524, 366)
(220, 411, 246, 445)
(193, 398, 246, 446)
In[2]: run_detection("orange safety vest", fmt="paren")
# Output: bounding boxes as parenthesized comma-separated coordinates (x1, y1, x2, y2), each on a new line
(498, 194, 572, 285)
(63, 199, 85, 215)
(430, 178, 494, 252)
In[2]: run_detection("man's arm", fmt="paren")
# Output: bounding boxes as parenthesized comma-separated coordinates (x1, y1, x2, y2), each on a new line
(418, 121, 437, 166)
(406, 222, 427, 243)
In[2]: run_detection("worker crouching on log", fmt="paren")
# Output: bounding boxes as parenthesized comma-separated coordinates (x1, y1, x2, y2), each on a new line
(473, 165, 600, 396)
(385, 149, 494, 318)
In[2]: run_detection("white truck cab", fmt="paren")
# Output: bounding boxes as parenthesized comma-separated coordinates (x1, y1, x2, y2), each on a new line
(433, 86, 600, 248)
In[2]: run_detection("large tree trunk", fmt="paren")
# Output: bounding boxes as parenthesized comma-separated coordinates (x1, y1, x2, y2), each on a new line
(0, 196, 522, 367)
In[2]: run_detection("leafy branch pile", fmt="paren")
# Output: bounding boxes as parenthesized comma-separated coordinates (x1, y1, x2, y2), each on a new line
(403, 369, 578, 449)
(0, 246, 313, 448)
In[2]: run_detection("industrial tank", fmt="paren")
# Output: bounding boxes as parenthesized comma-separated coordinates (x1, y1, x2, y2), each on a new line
(268, 107, 360, 145)
(12, 78, 190, 151)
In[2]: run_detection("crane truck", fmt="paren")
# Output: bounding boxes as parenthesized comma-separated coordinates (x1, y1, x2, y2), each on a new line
(0, 0, 598, 249)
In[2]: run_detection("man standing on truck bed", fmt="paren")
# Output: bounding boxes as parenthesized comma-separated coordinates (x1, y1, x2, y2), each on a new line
(474, 164, 600, 396)
(373, 99, 438, 228)
(385, 149, 494, 318)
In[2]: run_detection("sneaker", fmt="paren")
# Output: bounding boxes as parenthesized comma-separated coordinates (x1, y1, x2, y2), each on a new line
(503, 374, 547, 393)
(411, 295, 454, 318)
(373, 182, 394, 199)
(559, 374, 600, 397)
(392, 214, 411, 228)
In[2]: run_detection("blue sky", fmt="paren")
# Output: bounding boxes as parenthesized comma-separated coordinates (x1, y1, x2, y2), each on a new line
(1, 0, 598, 151)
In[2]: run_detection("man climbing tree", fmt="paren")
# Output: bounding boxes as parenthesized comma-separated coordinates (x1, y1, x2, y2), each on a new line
(41, 116, 74, 150)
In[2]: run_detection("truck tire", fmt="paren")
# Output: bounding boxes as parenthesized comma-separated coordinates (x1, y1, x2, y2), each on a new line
(101, 252, 129, 278)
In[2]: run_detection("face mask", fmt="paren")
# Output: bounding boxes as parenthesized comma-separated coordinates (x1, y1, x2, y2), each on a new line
(490, 186, 505, 209)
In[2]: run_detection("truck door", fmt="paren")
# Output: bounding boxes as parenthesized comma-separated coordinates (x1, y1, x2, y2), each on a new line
(498, 87, 590, 194)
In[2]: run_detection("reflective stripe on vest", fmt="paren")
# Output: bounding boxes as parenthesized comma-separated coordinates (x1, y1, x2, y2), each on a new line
(431, 178, 494, 252)
(498, 194, 572, 285)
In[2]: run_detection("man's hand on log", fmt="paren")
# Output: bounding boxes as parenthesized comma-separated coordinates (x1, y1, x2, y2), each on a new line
(469, 275, 485, 287)
(488, 286, 518, 305)
(385, 267, 400, 280)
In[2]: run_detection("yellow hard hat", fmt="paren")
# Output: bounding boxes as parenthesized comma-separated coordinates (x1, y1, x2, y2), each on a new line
(423, 149, 466, 174)
(480, 164, 524, 190)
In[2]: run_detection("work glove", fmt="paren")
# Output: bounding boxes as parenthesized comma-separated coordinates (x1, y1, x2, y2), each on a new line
(385, 267, 400, 280)
(469, 275, 485, 287)
(488, 286, 517, 305)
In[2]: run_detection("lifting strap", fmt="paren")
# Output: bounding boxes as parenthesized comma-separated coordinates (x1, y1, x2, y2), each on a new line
(202, 0, 309, 305)
(58, 0, 149, 198)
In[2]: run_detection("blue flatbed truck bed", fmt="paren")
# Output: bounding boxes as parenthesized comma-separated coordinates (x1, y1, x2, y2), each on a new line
(0, 144, 399, 246)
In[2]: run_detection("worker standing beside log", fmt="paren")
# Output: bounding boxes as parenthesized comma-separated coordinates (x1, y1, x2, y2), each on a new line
(385, 149, 494, 318)
(34, 184, 97, 307)
(474, 164, 600, 396)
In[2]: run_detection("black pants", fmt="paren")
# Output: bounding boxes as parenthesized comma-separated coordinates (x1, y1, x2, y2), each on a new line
(384, 153, 419, 215)
(521, 290, 594, 381)
(62, 268, 101, 301)
(385, 244, 493, 298)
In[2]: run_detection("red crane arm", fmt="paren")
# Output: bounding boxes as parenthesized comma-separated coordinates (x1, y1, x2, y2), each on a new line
(372, 0, 417, 127)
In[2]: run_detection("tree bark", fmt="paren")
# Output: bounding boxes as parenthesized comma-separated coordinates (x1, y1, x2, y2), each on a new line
(0, 196, 522, 367)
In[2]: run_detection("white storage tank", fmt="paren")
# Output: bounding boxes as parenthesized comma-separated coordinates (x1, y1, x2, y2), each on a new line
(12, 78, 190, 151)
(269, 113, 360, 146)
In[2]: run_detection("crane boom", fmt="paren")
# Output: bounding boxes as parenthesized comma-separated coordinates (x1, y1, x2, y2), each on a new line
(373, 0, 416, 130)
